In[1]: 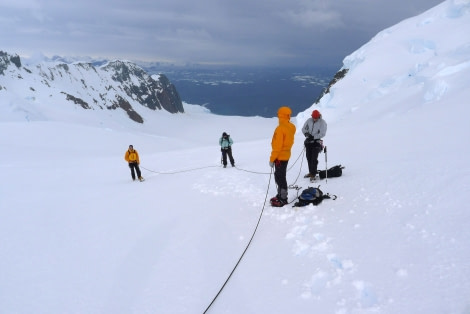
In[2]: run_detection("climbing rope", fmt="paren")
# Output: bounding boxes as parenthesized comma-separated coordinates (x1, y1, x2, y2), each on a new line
(287, 146, 306, 187)
(233, 146, 306, 176)
(141, 148, 306, 207)
(140, 164, 219, 175)
(140, 146, 306, 177)
(202, 168, 273, 314)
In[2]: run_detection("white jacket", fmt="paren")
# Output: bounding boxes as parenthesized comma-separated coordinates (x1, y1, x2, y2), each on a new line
(301, 117, 327, 140)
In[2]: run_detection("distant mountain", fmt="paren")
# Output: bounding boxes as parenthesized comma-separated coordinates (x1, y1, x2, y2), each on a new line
(0, 51, 184, 123)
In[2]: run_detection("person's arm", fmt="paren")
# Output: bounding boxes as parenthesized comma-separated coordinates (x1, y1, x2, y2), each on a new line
(301, 120, 311, 136)
(269, 128, 282, 162)
(318, 120, 328, 139)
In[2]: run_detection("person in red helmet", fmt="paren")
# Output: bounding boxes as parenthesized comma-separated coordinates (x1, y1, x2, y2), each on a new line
(302, 109, 327, 181)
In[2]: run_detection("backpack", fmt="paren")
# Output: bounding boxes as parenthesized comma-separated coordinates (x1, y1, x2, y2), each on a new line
(318, 165, 344, 179)
(128, 150, 138, 162)
(293, 186, 334, 207)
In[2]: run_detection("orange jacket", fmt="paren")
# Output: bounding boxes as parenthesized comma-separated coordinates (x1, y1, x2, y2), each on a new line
(270, 106, 296, 162)
(124, 149, 140, 164)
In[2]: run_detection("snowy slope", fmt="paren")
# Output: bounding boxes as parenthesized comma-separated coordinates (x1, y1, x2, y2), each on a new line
(1, 0, 470, 313)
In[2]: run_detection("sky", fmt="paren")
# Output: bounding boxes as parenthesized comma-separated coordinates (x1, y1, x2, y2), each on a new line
(0, 0, 444, 67)
(1, 1, 469, 313)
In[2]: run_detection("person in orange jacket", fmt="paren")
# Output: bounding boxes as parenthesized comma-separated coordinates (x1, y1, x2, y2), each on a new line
(269, 106, 296, 207)
(124, 145, 144, 181)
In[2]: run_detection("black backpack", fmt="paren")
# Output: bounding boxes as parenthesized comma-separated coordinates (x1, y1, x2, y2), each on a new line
(318, 165, 344, 179)
(293, 186, 335, 207)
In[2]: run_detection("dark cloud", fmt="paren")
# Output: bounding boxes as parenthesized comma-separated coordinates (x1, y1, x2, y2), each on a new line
(0, 0, 443, 66)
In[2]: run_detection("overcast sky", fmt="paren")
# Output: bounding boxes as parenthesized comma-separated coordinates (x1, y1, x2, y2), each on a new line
(1, 0, 444, 67)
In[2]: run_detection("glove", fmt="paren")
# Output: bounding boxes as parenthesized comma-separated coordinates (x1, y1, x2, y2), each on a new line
(269, 161, 274, 168)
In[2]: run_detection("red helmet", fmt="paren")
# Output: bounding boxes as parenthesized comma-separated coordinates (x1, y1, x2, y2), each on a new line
(312, 110, 321, 119)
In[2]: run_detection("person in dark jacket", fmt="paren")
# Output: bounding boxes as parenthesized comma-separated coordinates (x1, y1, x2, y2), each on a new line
(301, 110, 327, 180)
(219, 132, 235, 168)
(124, 145, 144, 181)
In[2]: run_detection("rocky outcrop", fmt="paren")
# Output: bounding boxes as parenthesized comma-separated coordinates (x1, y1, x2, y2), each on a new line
(0, 51, 22, 75)
(313, 68, 349, 104)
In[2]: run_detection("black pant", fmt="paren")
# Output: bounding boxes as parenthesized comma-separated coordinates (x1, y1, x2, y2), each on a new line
(305, 142, 323, 175)
(274, 160, 289, 200)
(129, 162, 142, 179)
(221, 147, 235, 166)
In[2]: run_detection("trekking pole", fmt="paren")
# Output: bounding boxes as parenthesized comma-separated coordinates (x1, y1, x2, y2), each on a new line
(324, 146, 328, 183)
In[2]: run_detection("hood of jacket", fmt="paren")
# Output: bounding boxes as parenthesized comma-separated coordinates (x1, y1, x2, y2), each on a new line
(277, 106, 292, 121)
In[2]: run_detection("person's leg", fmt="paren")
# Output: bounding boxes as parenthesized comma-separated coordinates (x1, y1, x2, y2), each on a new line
(227, 147, 235, 166)
(275, 161, 289, 201)
(135, 164, 142, 179)
(305, 143, 315, 175)
(129, 163, 136, 180)
(311, 143, 322, 175)
(221, 149, 227, 166)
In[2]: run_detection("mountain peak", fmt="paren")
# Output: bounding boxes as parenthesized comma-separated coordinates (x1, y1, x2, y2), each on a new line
(0, 51, 184, 123)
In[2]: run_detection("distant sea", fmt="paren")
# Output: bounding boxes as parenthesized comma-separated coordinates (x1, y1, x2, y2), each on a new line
(144, 66, 339, 118)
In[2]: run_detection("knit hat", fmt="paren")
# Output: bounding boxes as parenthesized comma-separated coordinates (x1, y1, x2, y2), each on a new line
(312, 110, 321, 119)
(222, 132, 228, 137)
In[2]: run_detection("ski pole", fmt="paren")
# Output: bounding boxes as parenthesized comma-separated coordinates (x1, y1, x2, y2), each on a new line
(324, 146, 328, 183)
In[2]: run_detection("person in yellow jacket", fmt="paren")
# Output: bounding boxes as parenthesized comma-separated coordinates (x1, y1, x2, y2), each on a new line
(269, 106, 296, 207)
(124, 145, 144, 181)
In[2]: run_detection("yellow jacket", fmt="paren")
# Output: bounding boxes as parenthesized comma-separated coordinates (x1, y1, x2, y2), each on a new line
(270, 106, 296, 162)
(125, 149, 140, 164)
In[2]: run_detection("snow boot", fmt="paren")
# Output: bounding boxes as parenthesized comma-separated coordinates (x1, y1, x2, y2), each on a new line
(270, 196, 288, 207)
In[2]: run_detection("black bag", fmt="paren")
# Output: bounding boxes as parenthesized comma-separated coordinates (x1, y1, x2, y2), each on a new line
(318, 165, 344, 179)
(294, 186, 334, 207)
